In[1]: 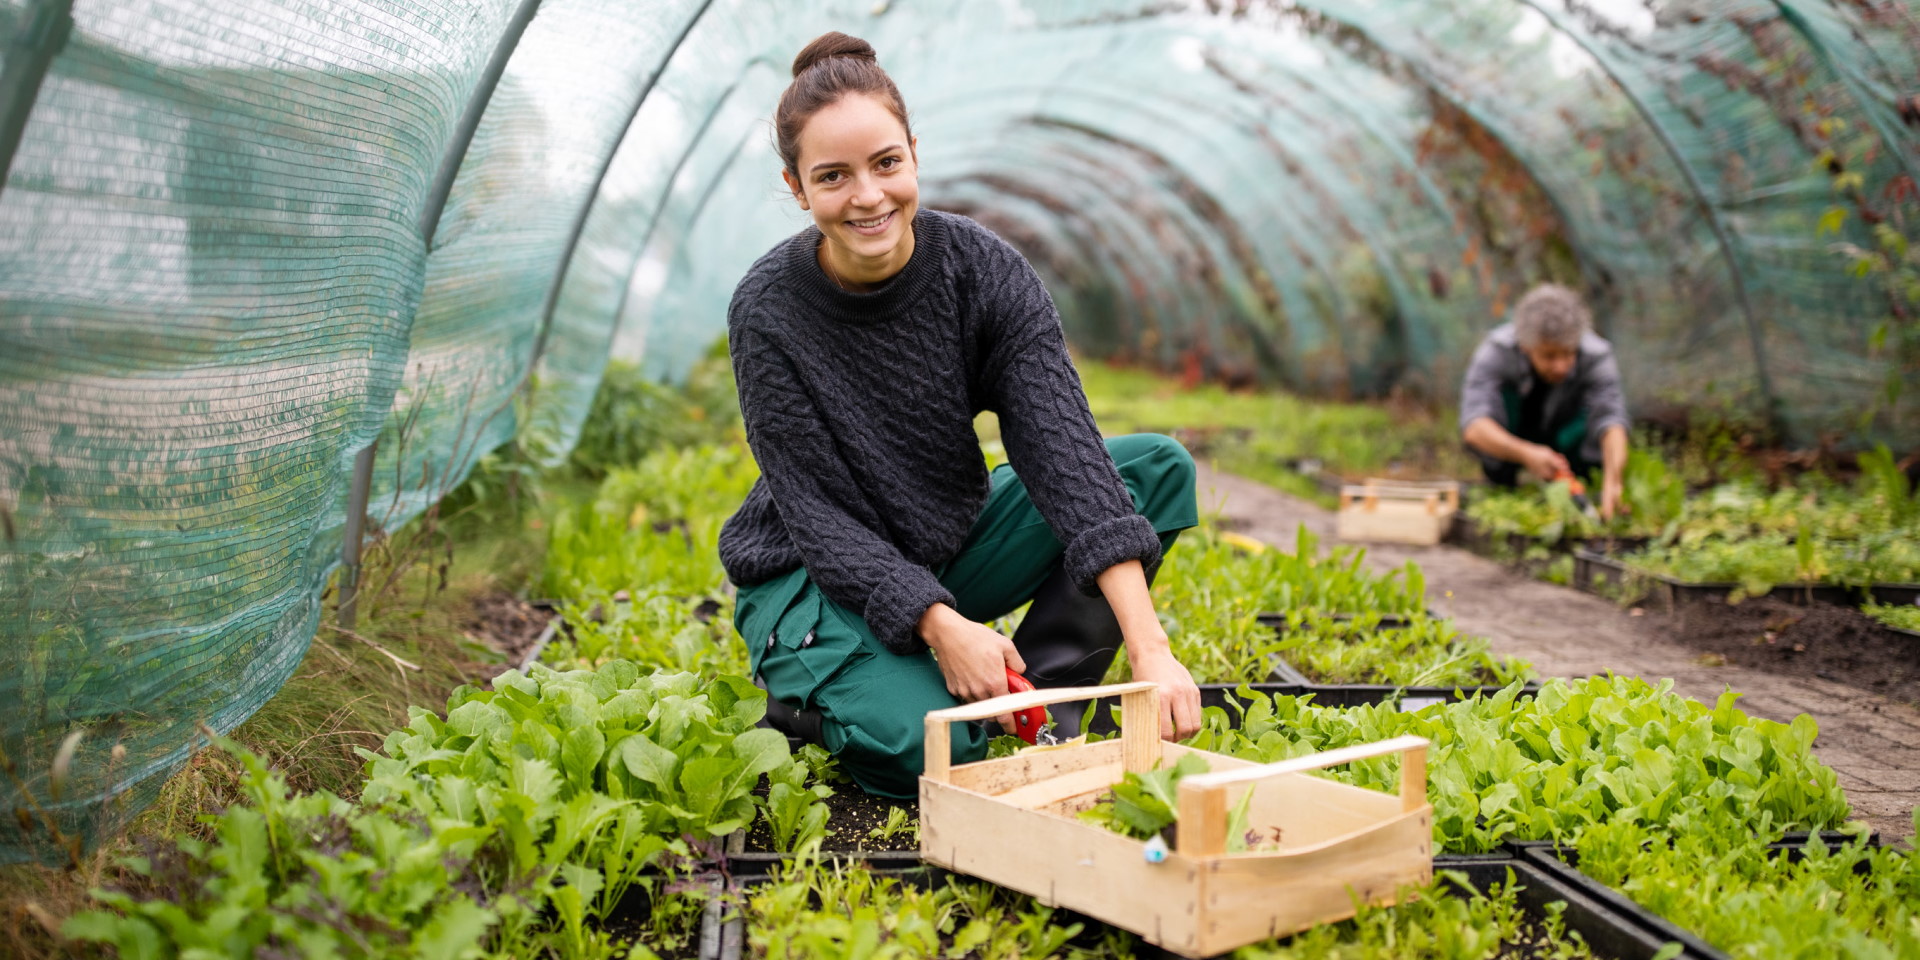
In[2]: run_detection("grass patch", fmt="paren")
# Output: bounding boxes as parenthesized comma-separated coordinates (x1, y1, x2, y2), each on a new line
(0, 481, 555, 957)
(1074, 358, 1478, 503)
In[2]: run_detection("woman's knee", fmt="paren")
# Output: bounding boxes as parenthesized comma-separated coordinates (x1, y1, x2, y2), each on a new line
(1107, 433, 1197, 529)
(1109, 433, 1195, 487)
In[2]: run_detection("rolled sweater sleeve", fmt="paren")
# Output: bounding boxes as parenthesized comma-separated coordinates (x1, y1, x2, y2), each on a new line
(977, 242, 1162, 595)
(731, 321, 955, 654)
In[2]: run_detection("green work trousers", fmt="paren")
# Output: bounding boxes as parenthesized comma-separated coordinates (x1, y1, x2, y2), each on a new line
(732, 433, 1199, 798)
(1489, 385, 1594, 485)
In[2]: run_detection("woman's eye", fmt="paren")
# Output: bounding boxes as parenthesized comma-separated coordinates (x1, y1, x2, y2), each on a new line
(879, 157, 899, 170)
(819, 171, 841, 183)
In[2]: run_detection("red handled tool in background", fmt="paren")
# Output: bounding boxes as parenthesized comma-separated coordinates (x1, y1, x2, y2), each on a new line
(1004, 668, 1064, 746)
(1551, 466, 1601, 523)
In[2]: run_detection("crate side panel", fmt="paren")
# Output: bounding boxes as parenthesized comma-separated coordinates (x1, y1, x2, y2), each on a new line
(1196, 807, 1433, 955)
(920, 782, 1204, 953)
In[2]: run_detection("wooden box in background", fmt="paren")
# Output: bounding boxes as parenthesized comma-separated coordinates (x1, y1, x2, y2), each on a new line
(1336, 479, 1460, 545)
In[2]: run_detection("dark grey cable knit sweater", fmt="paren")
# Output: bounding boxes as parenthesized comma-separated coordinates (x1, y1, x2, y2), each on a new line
(717, 208, 1162, 655)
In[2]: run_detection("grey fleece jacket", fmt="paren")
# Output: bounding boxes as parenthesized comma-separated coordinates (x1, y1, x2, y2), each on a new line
(1458, 322, 1631, 466)
(716, 208, 1161, 655)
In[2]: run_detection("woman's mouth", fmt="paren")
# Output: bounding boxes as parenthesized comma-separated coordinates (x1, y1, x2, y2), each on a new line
(847, 210, 895, 236)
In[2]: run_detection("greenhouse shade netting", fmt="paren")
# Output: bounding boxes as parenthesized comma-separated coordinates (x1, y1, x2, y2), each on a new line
(2, 0, 1916, 862)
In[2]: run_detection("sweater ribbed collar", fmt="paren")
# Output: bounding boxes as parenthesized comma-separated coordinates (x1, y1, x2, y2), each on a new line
(782, 208, 948, 323)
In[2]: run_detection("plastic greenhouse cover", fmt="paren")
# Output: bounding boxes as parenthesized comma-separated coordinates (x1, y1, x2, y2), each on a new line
(2, 0, 1916, 861)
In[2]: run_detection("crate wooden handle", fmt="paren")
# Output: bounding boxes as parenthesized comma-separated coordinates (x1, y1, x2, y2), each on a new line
(1174, 735, 1429, 857)
(922, 681, 1162, 784)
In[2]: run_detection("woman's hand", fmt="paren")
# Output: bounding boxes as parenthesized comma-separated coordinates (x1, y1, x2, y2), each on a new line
(1093, 560, 1201, 741)
(919, 603, 1025, 731)
(1128, 642, 1202, 742)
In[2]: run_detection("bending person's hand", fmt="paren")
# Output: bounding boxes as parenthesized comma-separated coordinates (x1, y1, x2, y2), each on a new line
(1129, 646, 1202, 741)
(1524, 443, 1571, 482)
(919, 603, 1025, 731)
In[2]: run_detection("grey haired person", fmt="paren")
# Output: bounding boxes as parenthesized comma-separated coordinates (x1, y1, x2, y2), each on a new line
(1458, 283, 1631, 518)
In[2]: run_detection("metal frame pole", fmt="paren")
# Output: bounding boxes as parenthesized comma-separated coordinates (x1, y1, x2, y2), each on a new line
(336, 442, 378, 631)
(0, 0, 74, 202)
(339, 0, 544, 629)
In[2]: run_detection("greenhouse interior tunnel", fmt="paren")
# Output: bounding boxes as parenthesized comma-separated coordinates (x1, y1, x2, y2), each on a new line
(3, 0, 1920, 867)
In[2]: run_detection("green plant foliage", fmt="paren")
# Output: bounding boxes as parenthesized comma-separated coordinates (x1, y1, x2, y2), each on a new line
(568, 343, 742, 480)
(1265, 614, 1531, 687)
(1078, 753, 1211, 842)
(363, 663, 792, 848)
(1140, 521, 1492, 686)
(865, 806, 917, 845)
(545, 589, 747, 679)
(64, 739, 499, 960)
(1465, 449, 1679, 544)
(1075, 359, 1478, 503)
(538, 443, 759, 600)
(1862, 600, 1920, 633)
(1574, 817, 1919, 959)
(1182, 677, 1850, 854)
(1625, 530, 1920, 597)
(1235, 869, 1596, 959)
(763, 757, 834, 853)
(735, 856, 1087, 959)
(1854, 444, 1916, 526)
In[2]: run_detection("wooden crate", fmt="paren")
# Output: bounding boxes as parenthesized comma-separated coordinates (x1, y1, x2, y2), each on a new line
(921, 682, 1432, 958)
(1336, 479, 1460, 545)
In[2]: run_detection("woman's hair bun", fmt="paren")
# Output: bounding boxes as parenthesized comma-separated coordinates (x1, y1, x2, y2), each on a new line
(791, 31, 878, 78)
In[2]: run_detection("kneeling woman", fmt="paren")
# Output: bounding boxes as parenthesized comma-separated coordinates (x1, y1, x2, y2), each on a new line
(717, 32, 1203, 798)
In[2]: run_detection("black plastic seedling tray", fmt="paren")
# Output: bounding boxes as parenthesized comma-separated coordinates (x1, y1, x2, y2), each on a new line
(1449, 515, 1546, 559)
(1254, 610, 1442, 630)
(1512, 831, 1892, 960)
(1571, 548, 1874, 609)
(1515, 848, 1728, 960)
(1265, 649, 1534, 701)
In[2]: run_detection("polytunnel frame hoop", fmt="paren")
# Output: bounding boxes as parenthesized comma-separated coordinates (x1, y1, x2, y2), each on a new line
(521, 0, 718, 383)
(0, 0, 74, 203)
(601, 66, 769, 358)
(340, 0, 544, 632)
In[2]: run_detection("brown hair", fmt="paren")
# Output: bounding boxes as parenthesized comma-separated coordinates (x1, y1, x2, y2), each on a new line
(775, 32, 913, 179)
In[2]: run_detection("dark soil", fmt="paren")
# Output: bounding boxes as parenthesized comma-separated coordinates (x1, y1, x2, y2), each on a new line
(740, 782, 920, 853)
(1663, 597, 1920, 705)
(461, 591, 556, 665)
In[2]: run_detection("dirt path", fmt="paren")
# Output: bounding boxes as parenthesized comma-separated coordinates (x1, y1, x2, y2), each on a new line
(1195, 463, 1920, 844)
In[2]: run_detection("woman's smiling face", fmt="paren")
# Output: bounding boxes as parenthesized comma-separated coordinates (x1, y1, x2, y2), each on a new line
(783, 92, 918, 283)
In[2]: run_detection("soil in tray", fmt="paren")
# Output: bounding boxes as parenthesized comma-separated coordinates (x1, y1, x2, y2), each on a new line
(460, 590, 557, 664)
(740, 781, 921, 853)
(1663, 596, 1920, 705)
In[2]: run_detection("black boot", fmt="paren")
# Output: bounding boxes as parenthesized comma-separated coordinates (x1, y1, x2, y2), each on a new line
(1009, 559, 1159, 737)
(755, 676, 824, 746)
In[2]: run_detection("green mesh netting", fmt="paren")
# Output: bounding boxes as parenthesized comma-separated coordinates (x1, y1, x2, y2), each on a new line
(3, 0, 1917, 862)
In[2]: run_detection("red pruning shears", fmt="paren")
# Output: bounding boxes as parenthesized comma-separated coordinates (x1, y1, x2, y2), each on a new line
(1551, 466, 1602, 523)
(1004, 669, 1063, 746)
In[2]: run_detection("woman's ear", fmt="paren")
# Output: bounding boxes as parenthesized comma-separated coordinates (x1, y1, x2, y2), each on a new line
(781, 168, 809, 211)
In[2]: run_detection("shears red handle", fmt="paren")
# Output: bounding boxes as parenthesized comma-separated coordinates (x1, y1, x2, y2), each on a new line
(1550, 466, 1588, 497)
(1004, 668, 1049, 745)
